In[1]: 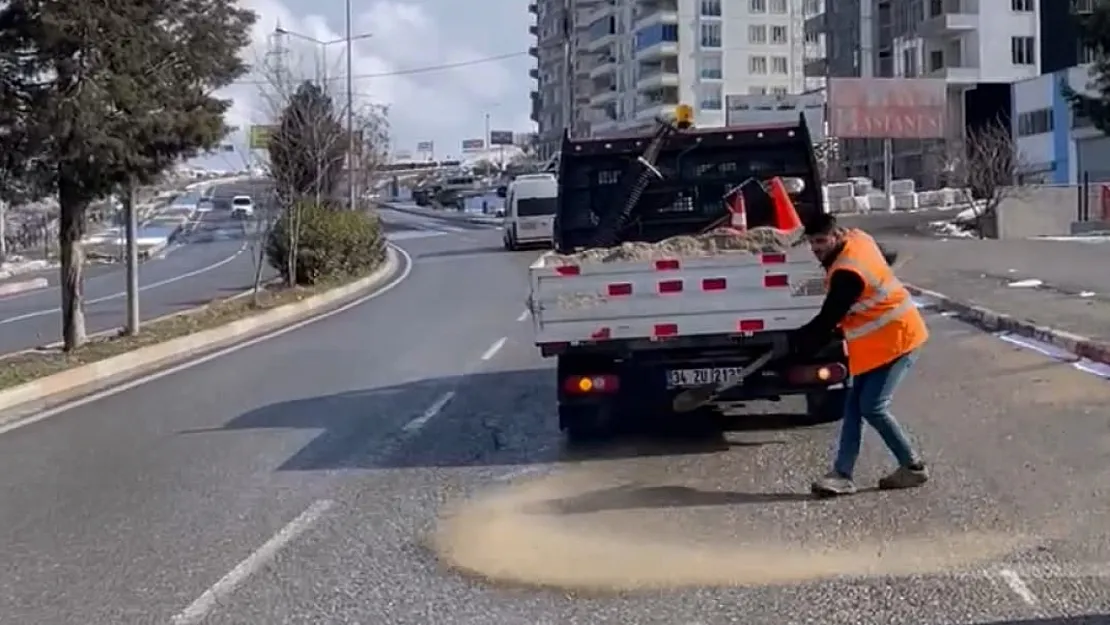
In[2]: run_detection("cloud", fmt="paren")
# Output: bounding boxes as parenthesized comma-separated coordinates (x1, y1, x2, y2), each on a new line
(197, 0, 532, 170)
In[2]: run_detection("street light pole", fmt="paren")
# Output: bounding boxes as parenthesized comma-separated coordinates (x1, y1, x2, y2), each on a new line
(346, 0, 356, 210)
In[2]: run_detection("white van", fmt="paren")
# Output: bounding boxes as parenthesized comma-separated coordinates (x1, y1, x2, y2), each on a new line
(502, 173, 557, 251)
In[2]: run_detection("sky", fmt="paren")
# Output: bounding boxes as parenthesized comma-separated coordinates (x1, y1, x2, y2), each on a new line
(193, 0, 533, 170)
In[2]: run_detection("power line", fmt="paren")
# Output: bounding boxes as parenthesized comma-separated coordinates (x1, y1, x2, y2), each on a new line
(235, 50, 528, 85)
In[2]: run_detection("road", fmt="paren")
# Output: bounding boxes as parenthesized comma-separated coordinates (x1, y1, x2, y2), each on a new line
(0, 179, 267, 354)
(0, 208, 1108, 624)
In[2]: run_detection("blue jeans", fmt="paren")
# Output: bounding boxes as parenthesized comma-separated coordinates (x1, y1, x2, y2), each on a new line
(833, 351, 920, 478)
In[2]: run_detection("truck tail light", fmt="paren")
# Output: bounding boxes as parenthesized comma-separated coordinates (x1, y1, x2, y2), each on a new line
(563, 374, 620, 394)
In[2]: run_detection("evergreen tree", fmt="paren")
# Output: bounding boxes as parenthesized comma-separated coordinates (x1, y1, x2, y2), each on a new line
(268, 82, 347, 202)
(0, 0, 255, 349)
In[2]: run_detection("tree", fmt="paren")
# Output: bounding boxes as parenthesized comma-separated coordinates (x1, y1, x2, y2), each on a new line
(267, 81, 347, 204)
(1064, 1, 1110, 132)
(0, 0, 255, 349)
(943, 122, 1027, 238)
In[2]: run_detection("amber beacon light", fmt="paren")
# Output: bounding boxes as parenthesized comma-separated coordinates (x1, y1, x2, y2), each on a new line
(674, 103, 693, 129)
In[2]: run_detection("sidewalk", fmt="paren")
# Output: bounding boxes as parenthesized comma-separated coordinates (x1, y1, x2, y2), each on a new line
(887, 236, 1110, 360)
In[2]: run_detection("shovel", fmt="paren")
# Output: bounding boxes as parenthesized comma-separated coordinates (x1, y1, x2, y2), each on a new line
(671, 349, 776, 413)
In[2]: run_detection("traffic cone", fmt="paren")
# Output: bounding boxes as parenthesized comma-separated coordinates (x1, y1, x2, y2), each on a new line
(768, 177, 803, 231)
(723, 185, 747, 231)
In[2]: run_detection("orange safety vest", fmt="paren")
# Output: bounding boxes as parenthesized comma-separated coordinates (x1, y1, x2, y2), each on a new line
(826, 229, 928, 375)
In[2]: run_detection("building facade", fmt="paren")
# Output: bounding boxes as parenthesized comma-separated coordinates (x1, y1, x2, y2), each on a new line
(530, 0, 819, 147)
(807, 0, 1045, 187)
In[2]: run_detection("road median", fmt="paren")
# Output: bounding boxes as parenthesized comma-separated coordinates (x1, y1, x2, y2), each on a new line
(0, 245, 403, 423)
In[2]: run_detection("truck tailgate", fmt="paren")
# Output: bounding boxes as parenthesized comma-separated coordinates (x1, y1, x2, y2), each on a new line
(529, 250, 827, 345)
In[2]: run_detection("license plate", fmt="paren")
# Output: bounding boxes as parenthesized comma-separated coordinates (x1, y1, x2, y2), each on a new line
(666, 367, 747, 388)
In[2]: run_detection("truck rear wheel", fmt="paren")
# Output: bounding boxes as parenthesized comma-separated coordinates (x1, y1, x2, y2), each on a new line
(559, 403, 616, 443)
(803, 389, 846, 424)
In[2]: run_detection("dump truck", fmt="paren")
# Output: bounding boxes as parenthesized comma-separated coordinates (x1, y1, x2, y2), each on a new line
(527, 111, 848, 441)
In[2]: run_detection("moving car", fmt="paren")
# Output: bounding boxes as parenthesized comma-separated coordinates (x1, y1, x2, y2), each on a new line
(230, 195, 254, 218)
(501, 173, 557, 250)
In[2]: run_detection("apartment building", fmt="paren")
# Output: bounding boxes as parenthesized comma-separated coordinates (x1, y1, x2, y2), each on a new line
(805, 0, 1048, 187)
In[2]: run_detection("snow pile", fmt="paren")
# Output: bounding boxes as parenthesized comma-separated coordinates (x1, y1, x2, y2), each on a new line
(548, 227, 804, 265)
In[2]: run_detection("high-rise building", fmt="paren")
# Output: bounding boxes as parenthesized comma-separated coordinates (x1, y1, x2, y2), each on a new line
(529, 0, 819, 145)
(805, 0, 1053, 187)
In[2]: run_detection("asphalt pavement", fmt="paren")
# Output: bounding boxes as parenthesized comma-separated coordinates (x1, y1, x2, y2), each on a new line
(0, 211, 1108, 623)
(0, 180, 267, 354)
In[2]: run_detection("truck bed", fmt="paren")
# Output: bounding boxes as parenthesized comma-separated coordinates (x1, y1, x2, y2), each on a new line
(529, 248, 827, 348)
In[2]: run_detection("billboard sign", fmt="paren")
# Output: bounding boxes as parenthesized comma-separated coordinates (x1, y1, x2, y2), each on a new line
(461, 138, 484, 151)
(416, 141, 434, 152)
(827, 78, 946, 139)
(489, 130, 514, 146)
(248, 125, 276, 149)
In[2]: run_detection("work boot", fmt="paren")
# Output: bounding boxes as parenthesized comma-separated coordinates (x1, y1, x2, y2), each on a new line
(811, 471, 857, 497)
(878, 463, 929, 490)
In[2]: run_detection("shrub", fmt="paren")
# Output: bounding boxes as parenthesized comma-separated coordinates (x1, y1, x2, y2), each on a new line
(265, 201, 386, 285)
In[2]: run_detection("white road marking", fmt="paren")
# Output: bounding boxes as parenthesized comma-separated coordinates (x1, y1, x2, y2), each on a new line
(480, 336, 506, 361)
(170, 499, 333, 624)
(402, 391, 455, 433)
(0, 245, 413, 436)
(516, 310, 528, 322)
(0, 243, 248, 325)
(997, 568, 1038, 605)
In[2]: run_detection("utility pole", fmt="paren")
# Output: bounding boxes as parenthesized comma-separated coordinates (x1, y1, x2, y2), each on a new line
(345, 0, 356, 210)
(0, 199, 7, 264)
(123, 179, 139, 335)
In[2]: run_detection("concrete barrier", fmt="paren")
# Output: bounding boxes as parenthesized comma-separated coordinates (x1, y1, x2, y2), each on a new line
(0, 246, 401, 423)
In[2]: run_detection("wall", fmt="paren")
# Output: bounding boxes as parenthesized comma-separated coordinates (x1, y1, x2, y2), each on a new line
(995, 185, 1084, 239)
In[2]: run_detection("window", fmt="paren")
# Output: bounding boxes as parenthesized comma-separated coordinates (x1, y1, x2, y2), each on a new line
(699, 84, 723, 110)
(1017, 108, 1053, 136)
(700, 22, 721, 47)
(749, 55, 768, 73)
(902, 48, 918, 76)
(749, 85, 767, 94)
(749, 25, 767, 43)
(770, 86, 788, 95)
(771, 56, 788, 73)
(771, 25, 788, 43)
(1011, 36, 1035, 65)
(700, 0, 722, 16)
(1075, 0, 1095, 13)
(700, 54, 723, 79)
(805, 30, 819, 44)
(750, 0, 766, 12)
(1011, 0, 1033, 10)
(769, 0, 787, 13)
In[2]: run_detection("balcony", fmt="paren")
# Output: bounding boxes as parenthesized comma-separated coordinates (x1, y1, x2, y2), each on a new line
(590, 87, 619, 106)
(585, 31, 617, 52)
(803, 11, 825, 37)
(529, 46, 539, 57)
(636, 39, 678, 61)
(925, 49, 979, 83)
(919, 0, 979, 38)
(804, 57, 828, 77)
(636, 61, 679, 90)
(529, 24, 538, 36)
(528, 2, 537, 13)
(589, 55, 618, 78)
(632, 2, 678, 32)
(529, 68, 539, 80)
(925, 65, 979, 83)
(636, 101, 677, 121)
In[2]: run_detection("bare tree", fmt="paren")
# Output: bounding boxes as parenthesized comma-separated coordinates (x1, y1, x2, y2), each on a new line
(939, 122, 1027, 239)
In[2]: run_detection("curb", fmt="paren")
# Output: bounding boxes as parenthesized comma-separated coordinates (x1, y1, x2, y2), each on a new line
(905, 283, 1110, 365)
(0, 245, 402, 422)
(0, 278, 48, 297)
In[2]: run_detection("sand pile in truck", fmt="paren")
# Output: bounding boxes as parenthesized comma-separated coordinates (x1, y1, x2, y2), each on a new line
(546, 227, 806, 309)
(547, 226, 804, 266)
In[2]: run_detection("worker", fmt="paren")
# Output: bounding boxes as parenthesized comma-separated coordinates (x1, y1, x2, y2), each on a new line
(790, 212, 929, 497)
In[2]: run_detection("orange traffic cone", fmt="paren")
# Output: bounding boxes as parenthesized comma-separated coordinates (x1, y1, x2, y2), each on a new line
(768, 177, 802, 231)
(723, 185, 747, 231)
